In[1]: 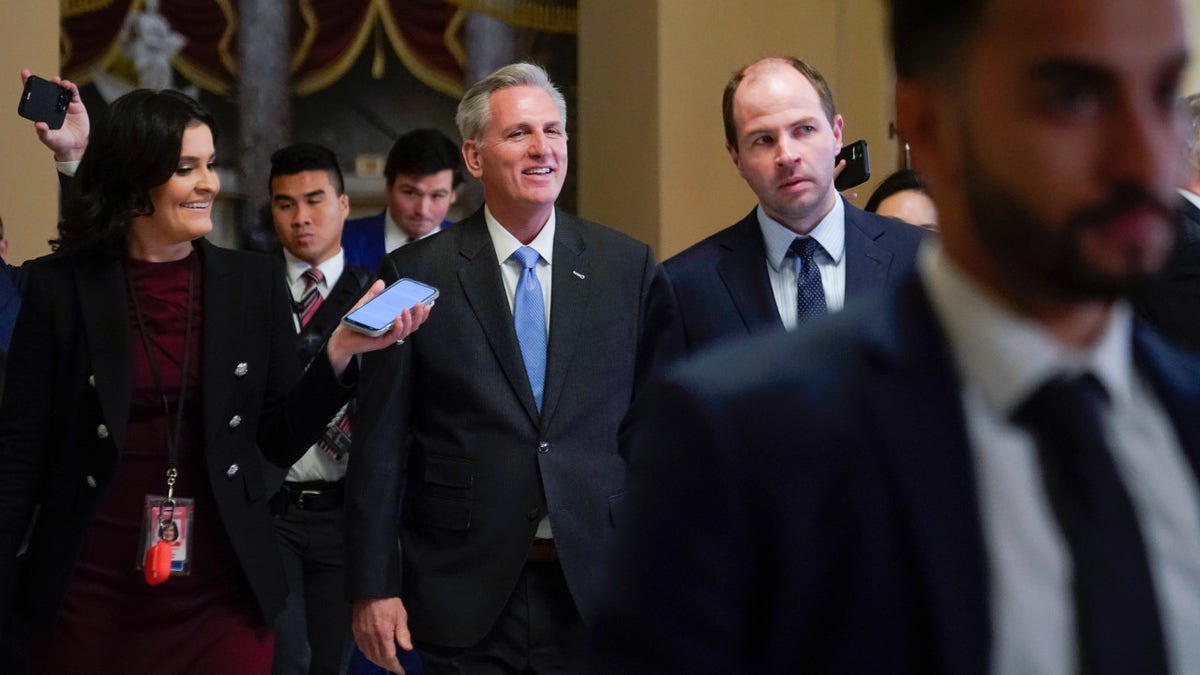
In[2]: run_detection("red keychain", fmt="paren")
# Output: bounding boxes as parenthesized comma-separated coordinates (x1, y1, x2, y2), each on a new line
(144, 538, 172, 585)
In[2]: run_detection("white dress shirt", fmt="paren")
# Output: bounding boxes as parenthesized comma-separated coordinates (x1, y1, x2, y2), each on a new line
(485, 205, 555, 538)
(920, 242, 1200, 675)
(281, 248, 349, 483)
(758, 199, 846, 329)
(384, 210, 441, 254)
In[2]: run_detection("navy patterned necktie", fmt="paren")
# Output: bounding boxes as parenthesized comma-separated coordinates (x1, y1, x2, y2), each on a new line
(1012, 373, 1168, 675)
(790, 237, 827, 324)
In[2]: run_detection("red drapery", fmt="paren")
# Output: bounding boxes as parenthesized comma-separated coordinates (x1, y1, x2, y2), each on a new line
(61, 0, 466, 98)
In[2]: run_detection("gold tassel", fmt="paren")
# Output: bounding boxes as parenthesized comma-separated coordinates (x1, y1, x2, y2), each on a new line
(372, 20, 386, 79)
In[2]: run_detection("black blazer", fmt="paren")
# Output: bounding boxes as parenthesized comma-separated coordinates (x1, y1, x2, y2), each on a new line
(655, 199, 925, 360)
(0, 239, 356, 638)
(1134, 197, 1200, 351)
(584, 274, 1200, 673)
(346, 208, 672, 648)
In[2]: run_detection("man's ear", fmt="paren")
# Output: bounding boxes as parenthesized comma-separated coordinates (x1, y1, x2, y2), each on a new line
(462, 141, 484, 179)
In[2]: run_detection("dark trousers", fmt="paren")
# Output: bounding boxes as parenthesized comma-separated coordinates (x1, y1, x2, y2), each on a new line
(271, 503, 354, 675)
(416, 561, 583, 675)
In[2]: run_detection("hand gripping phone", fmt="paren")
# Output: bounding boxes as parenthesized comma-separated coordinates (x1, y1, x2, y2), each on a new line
(834, 139, 871, 191)
(17, 75, 71, 130)
(342, 278, 439, 337)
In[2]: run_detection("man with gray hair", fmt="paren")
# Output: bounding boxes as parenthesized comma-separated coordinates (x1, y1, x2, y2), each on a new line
(1134, 93, 1200, 349)
(345, 62, 671, 673)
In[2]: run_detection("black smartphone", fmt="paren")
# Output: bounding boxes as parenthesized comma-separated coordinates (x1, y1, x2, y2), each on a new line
(834, 140, 871, 191)
(17, 75, 71, 130)
(342, 278, 439, 337)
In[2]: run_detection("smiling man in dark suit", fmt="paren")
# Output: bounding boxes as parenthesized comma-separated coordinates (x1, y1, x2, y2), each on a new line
(584, 0, 1200, 673)
(347, 63, 668, 674)
(654, 57, 923, 361)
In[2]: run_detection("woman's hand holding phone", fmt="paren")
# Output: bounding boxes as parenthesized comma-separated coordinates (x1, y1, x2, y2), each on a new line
(325, 279, 432, 377)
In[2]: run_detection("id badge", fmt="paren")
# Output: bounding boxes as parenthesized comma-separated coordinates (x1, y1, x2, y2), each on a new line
(138, 495, 195, 577)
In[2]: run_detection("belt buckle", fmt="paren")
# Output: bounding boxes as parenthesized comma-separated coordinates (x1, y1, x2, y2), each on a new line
(298, 489, 321, 509)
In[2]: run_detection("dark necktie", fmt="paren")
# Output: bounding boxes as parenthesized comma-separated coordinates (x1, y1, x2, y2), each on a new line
(511, 246, 546, 410)
(297, 267, 324, 328)
(1012, 373, 1168, 675)
(790, 237, 827, 324)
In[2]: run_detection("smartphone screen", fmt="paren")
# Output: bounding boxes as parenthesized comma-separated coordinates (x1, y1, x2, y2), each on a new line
(343, 278, 438, 335)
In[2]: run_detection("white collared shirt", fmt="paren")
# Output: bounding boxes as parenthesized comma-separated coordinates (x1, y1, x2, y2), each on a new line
(485, 205, 555, 334)
(920, 241, 1200, 675)
(758, 198, 846, 329)
(281, 247, 349, 482)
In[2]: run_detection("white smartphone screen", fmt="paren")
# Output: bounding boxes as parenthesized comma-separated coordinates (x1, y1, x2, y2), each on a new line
(343, 278, 438, 334)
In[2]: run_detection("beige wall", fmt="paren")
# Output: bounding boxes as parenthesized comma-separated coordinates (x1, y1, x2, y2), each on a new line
(580, 0, 895, 259)
(0, 2, 59, 264)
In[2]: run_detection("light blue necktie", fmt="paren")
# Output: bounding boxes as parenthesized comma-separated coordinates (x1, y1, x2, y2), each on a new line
(790, 237, 827, 324)
(511, 246, 546, 410)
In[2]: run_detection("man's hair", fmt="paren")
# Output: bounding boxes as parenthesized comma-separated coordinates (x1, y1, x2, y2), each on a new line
(456, 62, 567, 144)
(384, 128, 464, 188)
(1183, 93, 1200, 173)
(722, 57, 837, 148)
(269, 142, 345, 195)
(890, 0, 990, 79)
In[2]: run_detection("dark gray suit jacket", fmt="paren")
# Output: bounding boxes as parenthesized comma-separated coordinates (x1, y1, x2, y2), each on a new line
(1134, 197, 1200, 351)
(655, 199, 925, 360)
(346, 207, 671, 648)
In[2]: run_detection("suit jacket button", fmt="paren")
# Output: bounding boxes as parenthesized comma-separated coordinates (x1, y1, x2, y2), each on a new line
(537, 441, 550, 454)
(96, 424, 109, 439)
(526, 507, 541, 520)
(229, 415, 242, 428)
(85, 475, 97, 488)
(226, 463, 239, 478)
(234, 362, 248, 377)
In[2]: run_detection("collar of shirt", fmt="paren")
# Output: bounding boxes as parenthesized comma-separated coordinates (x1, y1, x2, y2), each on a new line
(385, 210, 447, 253)
(282, 247, 345, 301)
(1180, 187, 1200, 212)
(484, 204, 556, 268)
(919, 240, 1135, 416)
(758, 197, 846, 272)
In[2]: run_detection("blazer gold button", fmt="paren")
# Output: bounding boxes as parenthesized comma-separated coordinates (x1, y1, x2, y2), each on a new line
(226, 463, 239, 478)
(229, 415, 242, 428)
(85, 475, 97, 488)
(88, 375, 96, 387)
(235, 362, 248, 377)
(96, 424, 109, 439)
(537, 441, 550, 454)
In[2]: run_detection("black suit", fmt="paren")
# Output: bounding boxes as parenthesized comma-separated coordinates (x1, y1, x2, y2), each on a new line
(0, 240, 355, 643)
(583, 273, 1200, 673)
(1134, 196, 1200, 351)
(656, 200, 924, 359)
(346, 208, 670, 651)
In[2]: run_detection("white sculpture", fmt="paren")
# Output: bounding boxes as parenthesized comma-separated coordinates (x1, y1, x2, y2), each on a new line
(119, 0, 185, 91)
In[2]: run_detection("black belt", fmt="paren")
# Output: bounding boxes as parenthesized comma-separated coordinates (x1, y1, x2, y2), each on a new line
(270, 479, 345, 513)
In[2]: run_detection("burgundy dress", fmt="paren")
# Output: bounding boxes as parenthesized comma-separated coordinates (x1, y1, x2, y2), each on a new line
(27, 253, 274, 674)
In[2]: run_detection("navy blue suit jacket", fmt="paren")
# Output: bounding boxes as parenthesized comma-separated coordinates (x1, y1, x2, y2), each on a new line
(342, 211, 450, 273)
(584, 273, 1200, 674)
(1134, 197, 1200, 351)
(655, 199, 924, 361)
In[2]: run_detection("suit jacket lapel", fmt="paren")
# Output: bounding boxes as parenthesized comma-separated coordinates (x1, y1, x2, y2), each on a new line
(540, 212, 589, 428)
(864, 276, 990, 674)
(1135, 323, 1200, 484)
(75, 246, 132, 456)
(200, 240, 243, 456)
(716, 211, 783, 334)
(456, 215, 541, 426)
(844, 204, 896, 298)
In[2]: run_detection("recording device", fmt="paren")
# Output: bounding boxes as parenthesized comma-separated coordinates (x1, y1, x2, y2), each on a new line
(17, 75, 71, 130)
(342, 278, 439, 337)
(834, 139, 871, 191)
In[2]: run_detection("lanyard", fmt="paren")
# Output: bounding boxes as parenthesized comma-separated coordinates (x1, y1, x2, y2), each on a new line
(124, 252, 197, 503)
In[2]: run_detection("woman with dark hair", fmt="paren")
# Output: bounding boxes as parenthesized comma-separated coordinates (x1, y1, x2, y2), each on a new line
(0, 85, 427, 673)
(864, 168, 939, 230)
